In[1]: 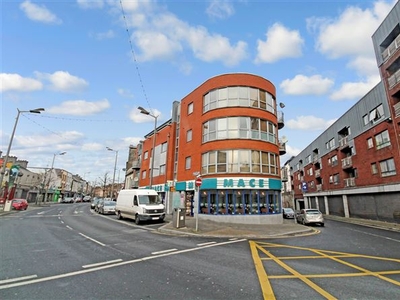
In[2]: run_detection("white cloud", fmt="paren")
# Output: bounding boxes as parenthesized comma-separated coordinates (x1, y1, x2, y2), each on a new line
(77, 0, 104, 9)
(280, 74, 334, 96)
(16, 131, 84, 148)
(81, 143, 104, 151)
(129, 107, 162, 123)
(206, 0, 235, 19)
(286, 115, 336, 131)
(330, 76, 381, 101)
(117, 88, 134, 98)
(20, 0, 62, 24)
(115, 1, 248, 67)
(46, 99, 110, 116)
(35, 71, 89, 92)
(95, 29, 115, 40)
(0, 73, 43, 92)
(255, 23, 304, 63)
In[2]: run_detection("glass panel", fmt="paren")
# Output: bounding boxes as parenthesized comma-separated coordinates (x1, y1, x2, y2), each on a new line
(228, 150, 238, 173)
(227, 193, 234, 214)
(228, 86, 238, 99)
(200, 192, 208, 214)
(260, 191, 268, 214)
(251, 190, 259, 214)
(218, 191, 227, 214)
(219, 88, 228, 100)
(239, 150, 250, 172)
(259, 90, 266, 109)
(251, 150, 261, 173)
(217, 151, 227, 172)
(203, 93, 209, 112)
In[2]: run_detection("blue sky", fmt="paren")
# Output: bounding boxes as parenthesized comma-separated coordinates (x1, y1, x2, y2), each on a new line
(1, 0, 397, 185)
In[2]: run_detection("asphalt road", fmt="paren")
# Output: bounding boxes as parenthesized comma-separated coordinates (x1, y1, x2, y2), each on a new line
(0, 203, 399, 300)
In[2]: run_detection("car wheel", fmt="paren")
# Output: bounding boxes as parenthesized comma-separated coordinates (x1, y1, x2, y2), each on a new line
(135, 215, 140, 225)
(117, 211, 123, 220)
(321, 223, 325, 227)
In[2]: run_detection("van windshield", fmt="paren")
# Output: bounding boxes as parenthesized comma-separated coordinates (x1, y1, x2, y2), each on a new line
(138, 195, 162, 205)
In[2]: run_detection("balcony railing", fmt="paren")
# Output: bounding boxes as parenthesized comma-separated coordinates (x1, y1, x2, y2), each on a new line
(279, 141, 286, 155)
(316, 184, 322, 191)
(381, 33, 400, 62)
(344, 177, 356, 187)
(339, 136, 349, 148)
(394, 101, 400, 118)
(388, 68, 400, 89)
(315, 169, 321, 178)
(277, 111, 284, 129)
(341, 157, 352, 169)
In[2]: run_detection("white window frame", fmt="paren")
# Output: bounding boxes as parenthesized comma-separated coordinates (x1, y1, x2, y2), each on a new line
(185, 156, 191, 170)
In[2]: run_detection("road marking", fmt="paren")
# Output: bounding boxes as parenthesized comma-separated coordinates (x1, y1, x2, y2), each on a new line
(0, 238, 246, 290)
(66, 225, 73, 230)
(37, 211, 45, 215)
(250, 241, 400, 299)
(197, 242, 217, 246)
(350, 228, 400, 243)
(82, 259, 123, 269)
(0, 275, 37, 285)
(60, 221, 64, 224)
(78, 233, 106, 246)
(151, 248, 178, 255)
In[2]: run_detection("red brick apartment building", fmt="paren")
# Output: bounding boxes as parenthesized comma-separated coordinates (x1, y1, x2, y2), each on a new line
(126, 73, 286, 224)
(289, 2, 400, 223)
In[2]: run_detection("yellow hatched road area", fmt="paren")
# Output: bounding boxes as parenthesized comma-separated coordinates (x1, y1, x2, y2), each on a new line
(249, 241, 400, 300)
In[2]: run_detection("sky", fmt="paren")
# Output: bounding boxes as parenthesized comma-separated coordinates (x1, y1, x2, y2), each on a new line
(1, 0, 398, 185)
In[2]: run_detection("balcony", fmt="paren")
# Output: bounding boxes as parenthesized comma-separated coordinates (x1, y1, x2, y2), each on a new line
(382, 33, 400, 62)
(277, 111, 285, 129)
(394, 101, 400, 118)
(344, 177, 356, 187)
(316, 184, 322, 192)
(341, 157, 352, 169)
(315, 169, 321, 178)
(339, 136, 350, 150)
(388, 68, 400, 89)
(279, 141, 286, 155)
(131, 160, 141, 170)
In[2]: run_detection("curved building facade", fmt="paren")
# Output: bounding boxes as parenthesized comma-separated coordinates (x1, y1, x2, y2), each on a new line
(137, 73, 285, 224)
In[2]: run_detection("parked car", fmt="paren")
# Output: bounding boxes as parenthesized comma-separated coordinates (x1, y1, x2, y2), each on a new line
(11, 199, 29, 210)
(99, 200, 116, 215)
(282, 207, 295, 219)
(90, 198, 101, 210)
(94, 198, 104, 213)
(74, 197, 83, 203)
(83, 196, 91, 202)
(61, 197, 74, 203)
(296, 209, 324, 226)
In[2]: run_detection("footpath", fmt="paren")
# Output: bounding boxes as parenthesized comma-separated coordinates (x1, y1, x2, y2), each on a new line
(1, 203, 399, 239)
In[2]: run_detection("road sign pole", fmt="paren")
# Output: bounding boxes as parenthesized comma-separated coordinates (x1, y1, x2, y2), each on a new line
(195, 185, 199, 231)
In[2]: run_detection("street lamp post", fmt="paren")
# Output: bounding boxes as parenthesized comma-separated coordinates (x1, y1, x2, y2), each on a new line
(106, 147, 118, 199)
(0, 108, 45, 199)
(138, 106, 158, 187)
(44, 151, 66, 203)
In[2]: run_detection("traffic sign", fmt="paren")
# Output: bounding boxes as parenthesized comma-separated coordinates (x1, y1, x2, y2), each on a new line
(195, 177, 202, 187)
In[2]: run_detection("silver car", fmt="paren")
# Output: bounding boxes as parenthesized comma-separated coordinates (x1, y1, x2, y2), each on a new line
(297, 209, 324, 226)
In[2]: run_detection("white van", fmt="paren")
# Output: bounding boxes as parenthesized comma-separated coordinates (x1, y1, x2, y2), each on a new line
(115, 189, 165, 224)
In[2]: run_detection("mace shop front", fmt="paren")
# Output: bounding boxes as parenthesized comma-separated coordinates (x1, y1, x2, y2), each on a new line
(175, 177, 283, 225)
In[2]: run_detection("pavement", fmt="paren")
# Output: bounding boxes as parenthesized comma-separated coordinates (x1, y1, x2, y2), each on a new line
(2, 203, 400, 239)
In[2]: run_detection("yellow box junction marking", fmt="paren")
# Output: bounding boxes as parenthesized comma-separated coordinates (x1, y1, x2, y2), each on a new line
(249, 241, 400, 300)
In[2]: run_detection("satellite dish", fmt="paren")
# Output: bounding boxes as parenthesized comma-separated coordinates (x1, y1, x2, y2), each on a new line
(281, 136, 288, 144)
(133, 177, 138, 182)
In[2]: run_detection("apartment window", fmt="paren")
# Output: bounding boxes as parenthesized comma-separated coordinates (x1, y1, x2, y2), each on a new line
(141, 170, 147, 179)
(161, 142, 167, 153)
(369, 104, 384, 123)
(375, 130, 391, 150)
(187, 129, 192, 142)
(380, 158, 396, 177)
(333, 174, 340, 184)
(363, 114, 369, 125)
(188, 102, 193, 115)
(185, 156, 191, 170)
(160, 164, 166, 175)
(371, 163, 378, 175)
(326, 138, 335, 150)
(307, 168, 313, 176)
(331, 155, 338, 166)
(367, 138, 374, 149)
(305, 155, 311, 164)
(144, 151, 148, 159)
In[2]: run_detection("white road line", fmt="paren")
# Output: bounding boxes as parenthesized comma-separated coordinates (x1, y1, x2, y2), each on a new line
(151, 248, 178, 255)
(197, 242, 217, 246)
(37, 212, 45, 215)
(60, 221, 64, 224)
(82, 259, 123, 269)
(350, 228, 400, 243)
(0, 275, 37, 285)
(78, 233, 106, 246)
(66, 225, 73, 230)
(0, 238, 246, 290)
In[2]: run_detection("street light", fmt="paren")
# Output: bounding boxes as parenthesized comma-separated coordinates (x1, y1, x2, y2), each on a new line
(106, 147, 118, 199)
(138, 106, 158, 187)
(0, 108, 45, 198)
(44, 151, 66, 203)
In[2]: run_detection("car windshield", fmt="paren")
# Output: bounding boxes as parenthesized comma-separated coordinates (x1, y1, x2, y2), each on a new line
(104, 201, 115, 206)
(306, 209, 321, 215)
(138, 195, 162, 205)
(284, 208, 294, 213)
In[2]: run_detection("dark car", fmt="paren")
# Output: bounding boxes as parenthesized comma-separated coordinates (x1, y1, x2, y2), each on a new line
(282, 207, 295, 219)
(12, 199, 29, 210)
(91, 198, 102, 210)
